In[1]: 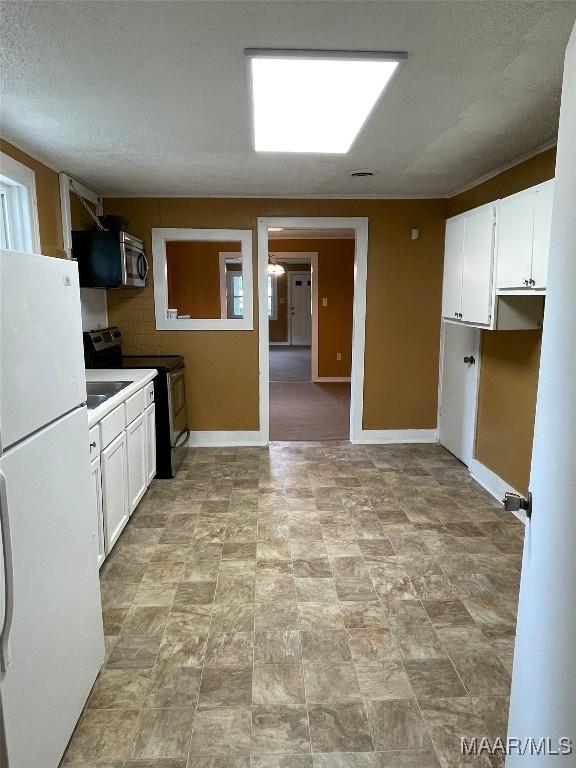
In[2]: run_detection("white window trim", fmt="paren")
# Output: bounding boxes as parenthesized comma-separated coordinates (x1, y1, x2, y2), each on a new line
(0, 151, 41, 254)
(152, 228, 253, 331)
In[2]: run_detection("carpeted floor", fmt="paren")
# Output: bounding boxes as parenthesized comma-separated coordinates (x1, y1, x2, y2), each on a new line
(270, 346, 311, 382)
(270, 382, 351, 440)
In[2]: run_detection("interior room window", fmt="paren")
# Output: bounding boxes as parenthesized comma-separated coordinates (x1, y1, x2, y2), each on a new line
(268, 274, 278, 320)
(151, 228, 253, 331)
(0, 152, 41, 253)
(226, 269, 244, 319)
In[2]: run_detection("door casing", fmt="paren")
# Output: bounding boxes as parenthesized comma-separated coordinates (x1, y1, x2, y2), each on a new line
(257, 217, 368, 445)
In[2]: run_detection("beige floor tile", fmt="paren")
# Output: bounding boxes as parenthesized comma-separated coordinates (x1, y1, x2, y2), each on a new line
(253, 664, 306, 705)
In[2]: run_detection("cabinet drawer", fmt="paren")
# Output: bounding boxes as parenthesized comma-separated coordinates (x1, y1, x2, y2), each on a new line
(125, 388, 146, 425)
(144, 381, 155, 407)
(99, 403, 126, 449)
(88, 425, 101, 459)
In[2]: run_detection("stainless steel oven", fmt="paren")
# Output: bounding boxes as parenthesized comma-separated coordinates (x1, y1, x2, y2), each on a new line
(168, 364, 190, 474)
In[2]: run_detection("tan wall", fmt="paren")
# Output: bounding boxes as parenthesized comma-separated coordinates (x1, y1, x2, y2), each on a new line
(268, 238, 355, 378)
(166, 241, 240, 319)
(104, 197, 446, 432)
(448, 148, 556, 493)
(0, 139, 65, 257)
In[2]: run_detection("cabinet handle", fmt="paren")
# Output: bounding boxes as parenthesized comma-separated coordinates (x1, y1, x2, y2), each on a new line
(90, 441, 97, 449)
(464, 355, 476, 365)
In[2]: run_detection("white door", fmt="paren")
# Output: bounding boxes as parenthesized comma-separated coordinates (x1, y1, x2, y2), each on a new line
(531, 180, 555, 289)
(90, 456, 105, 568)
(0, 250, 87, 450)
(126, 413, 147, 513)
(289, 272, 312, 345)
(496, 189, 535, 289)
(442, 216, 465, 320)
(461, 205, 495, 326)
(0, 407, 104, 768)
(101, 431, 129, 552)
(145, 403, 156, 485)
(439, 322, 481, 465)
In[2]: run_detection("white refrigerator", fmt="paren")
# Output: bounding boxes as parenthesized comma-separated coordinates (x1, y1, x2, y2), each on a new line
(0, 249, 105, 767)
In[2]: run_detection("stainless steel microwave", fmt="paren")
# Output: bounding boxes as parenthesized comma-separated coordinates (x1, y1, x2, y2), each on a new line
(72, 229, 148, 288)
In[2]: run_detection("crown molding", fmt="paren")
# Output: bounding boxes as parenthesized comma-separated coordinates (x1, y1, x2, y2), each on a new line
(447, 139, 557, 198)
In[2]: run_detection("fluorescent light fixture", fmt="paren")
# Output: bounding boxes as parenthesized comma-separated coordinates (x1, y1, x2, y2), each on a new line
(247, 49, 406, 153)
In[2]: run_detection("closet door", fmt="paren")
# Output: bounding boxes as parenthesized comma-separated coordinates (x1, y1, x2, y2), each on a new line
(496, 189, 534, 289)
(461, 205, 495, 326)
(442, 216, 465, 320)
(531, 180, 554, 289)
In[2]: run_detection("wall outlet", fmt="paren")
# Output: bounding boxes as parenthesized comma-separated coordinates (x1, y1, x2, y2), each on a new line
(322, 297, 328, 307)
(336, 352, 342, 361)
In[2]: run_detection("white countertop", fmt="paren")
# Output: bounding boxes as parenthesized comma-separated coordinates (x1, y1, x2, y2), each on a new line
(86, 369, 157, 427)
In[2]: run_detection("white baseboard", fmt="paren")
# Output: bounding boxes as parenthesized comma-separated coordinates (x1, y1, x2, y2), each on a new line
(186, 431, 265, 447)
(353, 428, 438, 444)
(469, 457, 527, 523)
(269, 341, 290, 346)
(313, 377, 352, 383)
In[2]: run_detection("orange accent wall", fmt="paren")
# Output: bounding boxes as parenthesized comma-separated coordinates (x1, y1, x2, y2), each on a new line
(0, 139, 65, 257)
(165, 241, 240, 319)
(448, 147, 556, 493)
(104, 197, 446, 432)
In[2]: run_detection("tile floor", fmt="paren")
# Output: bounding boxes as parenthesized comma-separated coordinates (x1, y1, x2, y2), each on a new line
(61, 442, 524, 767)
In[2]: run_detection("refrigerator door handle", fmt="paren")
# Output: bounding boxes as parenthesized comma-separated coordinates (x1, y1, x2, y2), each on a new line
(0, 470, 14, 671)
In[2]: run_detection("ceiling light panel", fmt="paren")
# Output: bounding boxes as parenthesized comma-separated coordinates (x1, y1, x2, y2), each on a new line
(248, 51, 405, 154)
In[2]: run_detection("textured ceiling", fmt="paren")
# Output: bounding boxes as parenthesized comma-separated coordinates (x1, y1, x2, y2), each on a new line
(1, 1, 575, 197)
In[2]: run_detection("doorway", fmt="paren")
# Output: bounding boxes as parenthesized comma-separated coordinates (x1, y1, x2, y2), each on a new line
(257, 217, 369, 444)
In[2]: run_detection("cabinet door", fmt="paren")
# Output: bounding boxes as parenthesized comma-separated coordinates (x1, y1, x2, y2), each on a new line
(531, 179, 554, 289)
(145, 403, 156, 485)
(461, 205, 495, 326)
(442, 216, 465, 319)
(126, 413, 147, 513)
(496, 189, 534, 289)
(89, 456, 106, 568)
(101, 431, 129, 553)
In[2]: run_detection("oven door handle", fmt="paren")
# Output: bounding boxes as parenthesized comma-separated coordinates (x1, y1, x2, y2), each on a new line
(173, 429, 190, 449)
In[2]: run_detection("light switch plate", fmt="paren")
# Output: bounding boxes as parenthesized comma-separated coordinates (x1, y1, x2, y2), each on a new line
(322, 297, 328, 307)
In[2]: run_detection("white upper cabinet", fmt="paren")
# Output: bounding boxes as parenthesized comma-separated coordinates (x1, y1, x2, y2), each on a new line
(442, 179, 553, 331)
(442, 203, 495, 328)
(496, 179, 554, 291)
(461, 204, 496, 326)
(442, 216, 465, 320)
(532, 180, 555, 289)
(496, 188, 534, 289)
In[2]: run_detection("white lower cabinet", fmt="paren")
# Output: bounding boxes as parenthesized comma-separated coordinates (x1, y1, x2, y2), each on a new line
(89, 456, 105, 568)
(126, 412, 147, 513)
(90, 379, 157, 562)
(145, 403, 156, 485)
(101, 430, 129, 553)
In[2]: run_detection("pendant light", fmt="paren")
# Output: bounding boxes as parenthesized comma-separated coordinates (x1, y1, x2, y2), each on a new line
(267, 254, 285, 276)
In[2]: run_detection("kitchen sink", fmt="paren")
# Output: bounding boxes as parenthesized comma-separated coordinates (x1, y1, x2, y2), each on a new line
(86, 380, 132, 410)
